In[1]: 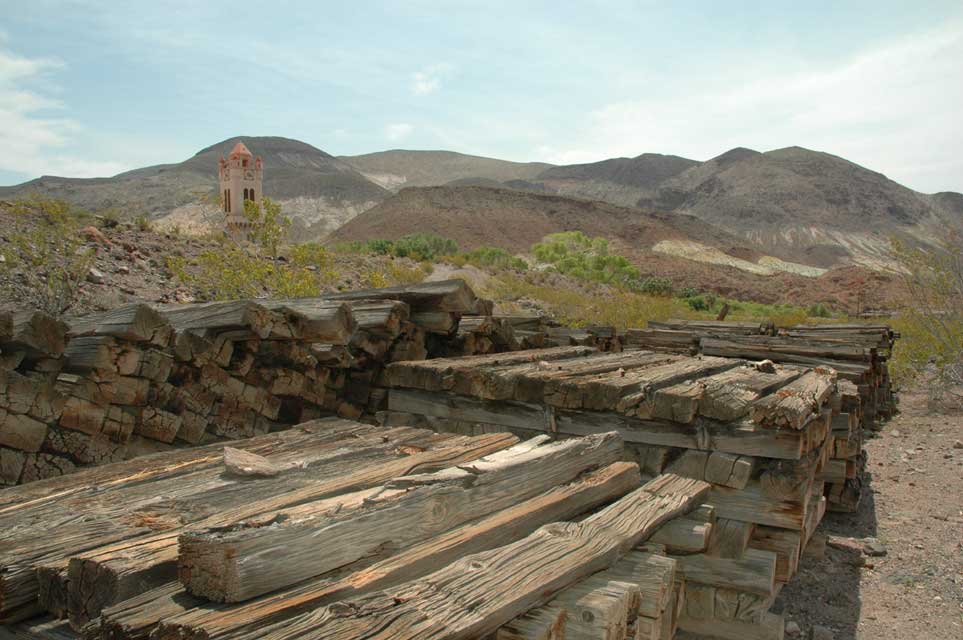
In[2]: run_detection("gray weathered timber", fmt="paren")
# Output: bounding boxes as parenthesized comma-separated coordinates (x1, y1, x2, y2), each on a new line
(388, 388, 806, 460)
(66, 304, 173, 346)
(751, 369, 837, 429)
(323, 279, 478, 313)
(670, 547, 777, 596)
(60, 431, 516, 626)
(177, 432, 624, 602)
(146, 462, 640, 640)
(241, 474, 709, 640)
(258, 299, 356, 343)
(4, 311, 68, 359)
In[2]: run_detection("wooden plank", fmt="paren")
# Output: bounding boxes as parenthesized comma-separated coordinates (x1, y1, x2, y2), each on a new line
(153, 300, 282, 339)
(704, 451, 756, 490)
(148, 462, 641, 640)
(649, 517, 712, 554)
(59, 431, 517, 626)
(679, 611, 785, 640)
(258, 299, 355, 343)
(707, 518, 755, 559)
(67, 304, 173, 346)
(669, 548, 776, 596)
(223, 474, 709, 640)
(323, 279, 478, 313)
(750, 369, 837, 429)
(4, 312, 68, 359)
(388, 388, 806, 460)
(177, 432, 624, 602)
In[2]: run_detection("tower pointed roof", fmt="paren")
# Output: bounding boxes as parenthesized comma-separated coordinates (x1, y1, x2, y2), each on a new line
(229, 142, 253, 158)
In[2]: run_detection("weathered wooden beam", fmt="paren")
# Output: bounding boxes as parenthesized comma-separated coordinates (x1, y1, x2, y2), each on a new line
(227, 474, 709, 640)
(259, 299, 356, 344)
(67, 304, 173, 346)
(750, 369, 837, 430)
(147, 462, 641, 640)
(324, 279, 478, 313)
(178, 432, 624, 602)
(388, 388, 806, 460)
(3, 311, 68, 359)
(669, 547, 776, 596)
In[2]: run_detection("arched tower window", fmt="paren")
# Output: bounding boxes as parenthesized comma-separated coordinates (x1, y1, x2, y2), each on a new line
(227, 189, 231, 213)
(250, 189, 255, 201)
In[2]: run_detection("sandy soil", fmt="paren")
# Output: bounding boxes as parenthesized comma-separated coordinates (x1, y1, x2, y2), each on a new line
(774, 389, 963, 639)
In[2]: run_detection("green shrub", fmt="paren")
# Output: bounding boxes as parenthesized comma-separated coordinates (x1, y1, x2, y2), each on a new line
(463, 246, 528, 271)
(532, 231, 641, 287)
(0, 196, 96, 315)
(391, 233, 458, 261)
(637, 277, 674, 297)
(807, 302, 832, 318)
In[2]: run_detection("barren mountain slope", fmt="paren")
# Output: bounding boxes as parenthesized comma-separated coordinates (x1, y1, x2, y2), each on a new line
(0, 137, 390, 235)
(339, 150, 553, 191)
(534, 152, 699, 207)
(329, 184, 745, 254)
(638, 146, 962, 268)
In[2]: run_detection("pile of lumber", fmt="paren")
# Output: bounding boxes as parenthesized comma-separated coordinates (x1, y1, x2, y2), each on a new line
(382, 348, 851, 639)
(623, 320, 775, 355)
(0, 311, 71, 484)
(460, 314, 623, 352)
(0, 280, 529, 486)
(625, 319, 899, 431)
(0, 419, 722, 640)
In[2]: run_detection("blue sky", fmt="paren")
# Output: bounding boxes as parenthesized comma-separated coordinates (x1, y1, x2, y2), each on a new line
(2, 1, 961, 192)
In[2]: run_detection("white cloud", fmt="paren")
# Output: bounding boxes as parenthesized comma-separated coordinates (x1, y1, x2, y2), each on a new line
(0, 48, 126, 180)
(411, 63, 453, 96)
(539, 24, 963, 193)
(385, 122, 414, 142)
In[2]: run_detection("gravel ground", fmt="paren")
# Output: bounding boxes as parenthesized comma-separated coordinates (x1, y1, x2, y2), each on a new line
(774, 388, 963, 639)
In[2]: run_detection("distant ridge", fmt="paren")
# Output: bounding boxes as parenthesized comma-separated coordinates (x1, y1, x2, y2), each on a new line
(1, 137, 960, 269)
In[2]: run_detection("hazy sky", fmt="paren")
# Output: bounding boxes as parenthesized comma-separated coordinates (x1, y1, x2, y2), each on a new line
(2, 1, 961, 192)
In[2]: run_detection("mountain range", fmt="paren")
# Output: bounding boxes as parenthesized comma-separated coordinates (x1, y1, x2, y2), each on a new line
(1, 135, 959, 274)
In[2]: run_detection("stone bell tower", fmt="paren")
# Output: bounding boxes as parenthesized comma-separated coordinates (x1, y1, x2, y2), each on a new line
(218, 141, 263, 235)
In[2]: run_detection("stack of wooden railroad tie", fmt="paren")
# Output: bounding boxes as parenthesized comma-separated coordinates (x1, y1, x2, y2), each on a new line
(382, 347, 852, 639)
(0, 421, 719, 640)
(0, 280, 518, 486)
(624, 318, 900, 516)
(624, 318, 898, 432)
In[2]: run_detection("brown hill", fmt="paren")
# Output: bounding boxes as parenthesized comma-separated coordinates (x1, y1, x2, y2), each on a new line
(339, 150, 552, 191)
(0, 137, 389, 233)
(534, 153, 699, 207)
(634, 146, 962, 268)
(328, 185, 745, 254)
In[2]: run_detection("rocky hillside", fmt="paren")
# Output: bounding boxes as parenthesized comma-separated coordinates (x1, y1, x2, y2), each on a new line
(634, 146, 963, 269)
(2, 136, 960, 270)
(329, 185, 745, 254)
(534, 153, 699, 207)
(339, 150, 552, 191)
(0, 137, 390, 238)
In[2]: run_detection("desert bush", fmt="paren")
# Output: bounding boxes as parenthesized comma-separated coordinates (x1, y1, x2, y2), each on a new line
(0, 196, 96, 316)
(169, 199, 329, 300)
(807, 302, 832, 318)
(636, 276, 674, 297)
(532, 232, 642, 287)
(462, 246, 528, 271)
(486, 274, 683, 329)
(361, 261, 429, 289)
(889, 236, 963, 402)
(391, 233, 458, 261)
